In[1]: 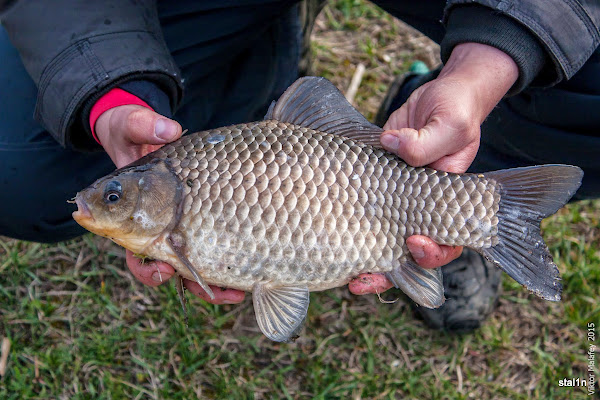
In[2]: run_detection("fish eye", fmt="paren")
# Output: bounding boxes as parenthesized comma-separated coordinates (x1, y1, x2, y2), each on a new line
(104, 180, 122, 204)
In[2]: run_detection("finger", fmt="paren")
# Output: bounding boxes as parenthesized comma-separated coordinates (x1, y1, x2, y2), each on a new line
(111, 105, 182, 145)
(427, 146, 479, 174)
(406, 235, 463, 269)
(183, 280, 246, 305)
(348, 273, 395, 295)
(125, 250, 174, 286)
(382, 101, 410, 131)
(380, 124, 467, 168)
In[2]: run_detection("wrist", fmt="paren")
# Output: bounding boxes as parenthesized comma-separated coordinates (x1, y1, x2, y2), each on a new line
(95, 106, 118, 150)
(439, 43, 518, 122)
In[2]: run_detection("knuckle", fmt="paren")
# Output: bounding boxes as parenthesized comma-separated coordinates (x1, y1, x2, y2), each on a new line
(452, 110, 478, 135)
(383, 107, 407, 131)
(125, 108, 149, 133)
(403, 141, 429, 166)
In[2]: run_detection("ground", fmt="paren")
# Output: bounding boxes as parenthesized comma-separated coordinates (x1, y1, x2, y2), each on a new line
(1, 1, 599, 399)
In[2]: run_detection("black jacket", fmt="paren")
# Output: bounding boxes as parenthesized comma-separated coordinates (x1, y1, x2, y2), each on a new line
(1, 0, 599, 150)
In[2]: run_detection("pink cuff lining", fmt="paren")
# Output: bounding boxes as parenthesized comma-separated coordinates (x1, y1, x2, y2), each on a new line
(89, 88, 153, 145)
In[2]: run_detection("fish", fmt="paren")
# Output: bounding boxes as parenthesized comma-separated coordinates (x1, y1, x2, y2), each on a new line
(72, 76, 583, 342)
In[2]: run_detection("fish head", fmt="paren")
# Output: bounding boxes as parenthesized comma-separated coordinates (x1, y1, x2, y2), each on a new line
(72, 160, 182, 252)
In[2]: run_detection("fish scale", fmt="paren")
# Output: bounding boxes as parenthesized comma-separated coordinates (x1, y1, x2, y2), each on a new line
(148, 119, 500, 292)
(72, 76, 583, 342)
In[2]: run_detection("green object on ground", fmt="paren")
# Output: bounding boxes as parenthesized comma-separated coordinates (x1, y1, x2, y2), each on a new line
(409, 60, 429, 74)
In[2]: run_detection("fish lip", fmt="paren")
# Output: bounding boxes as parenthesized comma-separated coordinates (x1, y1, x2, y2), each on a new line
(72, 196, 94, 224)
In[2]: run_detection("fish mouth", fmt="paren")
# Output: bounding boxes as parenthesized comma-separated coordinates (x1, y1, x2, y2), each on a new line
(72, 196, 94, 226)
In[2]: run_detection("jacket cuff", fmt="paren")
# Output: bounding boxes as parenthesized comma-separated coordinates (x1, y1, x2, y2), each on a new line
(84, 80, 172, 145)
(119, 80, 172, 118)
(441, 5, 547, 96)
(88, 88, 154, 145)
(33, 31, 183, 151)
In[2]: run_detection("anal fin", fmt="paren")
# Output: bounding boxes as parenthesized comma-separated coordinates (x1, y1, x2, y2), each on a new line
(385, 259, 445, 308)
(252, 283, 310, 342)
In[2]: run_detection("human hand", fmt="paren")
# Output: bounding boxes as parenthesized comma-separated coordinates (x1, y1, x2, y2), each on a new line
(95, 105, 246, 305)
(349, 43, 518, 296)
(95, 104, 182, 169)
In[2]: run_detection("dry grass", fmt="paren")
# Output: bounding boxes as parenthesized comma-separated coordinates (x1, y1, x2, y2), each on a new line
(311, 3, 440, 120)
(1, 1, 599, 399)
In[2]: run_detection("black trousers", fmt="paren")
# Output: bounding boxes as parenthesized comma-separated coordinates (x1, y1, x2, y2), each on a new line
(1, 1, 598, 243)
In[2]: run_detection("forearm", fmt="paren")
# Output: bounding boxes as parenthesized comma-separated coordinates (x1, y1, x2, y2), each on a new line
(440, 42, 518, 124)
(440, 5, 545, 95)
(1, 0, 182, 151)
(443, 1, 600, 87)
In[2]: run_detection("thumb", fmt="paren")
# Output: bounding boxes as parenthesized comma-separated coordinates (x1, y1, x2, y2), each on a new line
(379, 119, 463, 167)
(109, 105, 182, 145)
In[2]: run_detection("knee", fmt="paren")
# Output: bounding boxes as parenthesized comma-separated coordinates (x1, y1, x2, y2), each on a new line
(0, 146, 113, 243)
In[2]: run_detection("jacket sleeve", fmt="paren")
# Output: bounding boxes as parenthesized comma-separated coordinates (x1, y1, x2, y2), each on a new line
(443, 0, 600, 88)
(441, 5, 548, 95)
(0, 0, 184, 151)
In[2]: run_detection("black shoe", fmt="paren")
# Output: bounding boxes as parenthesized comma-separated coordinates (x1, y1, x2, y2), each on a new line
(414, 249, 502, 333)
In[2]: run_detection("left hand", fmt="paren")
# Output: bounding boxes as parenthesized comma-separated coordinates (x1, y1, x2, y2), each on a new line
(349, 43, 518, 296)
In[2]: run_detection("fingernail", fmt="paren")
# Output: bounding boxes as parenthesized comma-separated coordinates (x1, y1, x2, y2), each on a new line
(380, 133, 400, 151)
(407, 242, 425, 260)
(155, 119, 178, 140)
(151, 271, 171, 282)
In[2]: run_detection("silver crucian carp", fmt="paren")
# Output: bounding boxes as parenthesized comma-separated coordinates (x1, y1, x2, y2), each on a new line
(72, 77, 583, 342)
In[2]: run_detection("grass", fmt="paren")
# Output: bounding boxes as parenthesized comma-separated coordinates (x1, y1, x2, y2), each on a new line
(1, 1, 599, 398)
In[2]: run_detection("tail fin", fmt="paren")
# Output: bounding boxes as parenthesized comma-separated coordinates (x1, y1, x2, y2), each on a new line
(480, 165, 583, 301)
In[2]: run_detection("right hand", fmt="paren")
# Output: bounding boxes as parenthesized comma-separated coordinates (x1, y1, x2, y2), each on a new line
(380, 42, 518, 173)
(95, 105, 246, 305)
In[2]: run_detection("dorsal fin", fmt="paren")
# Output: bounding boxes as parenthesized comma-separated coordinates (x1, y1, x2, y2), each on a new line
(265, 76, 384, 148)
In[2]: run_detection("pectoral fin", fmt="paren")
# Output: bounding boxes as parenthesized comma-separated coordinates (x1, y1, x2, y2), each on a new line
(252, 283, 310, 342)
(167, 232, 215, 300)
(174, 274, 189, 327)
(385, 259, 445, 308)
